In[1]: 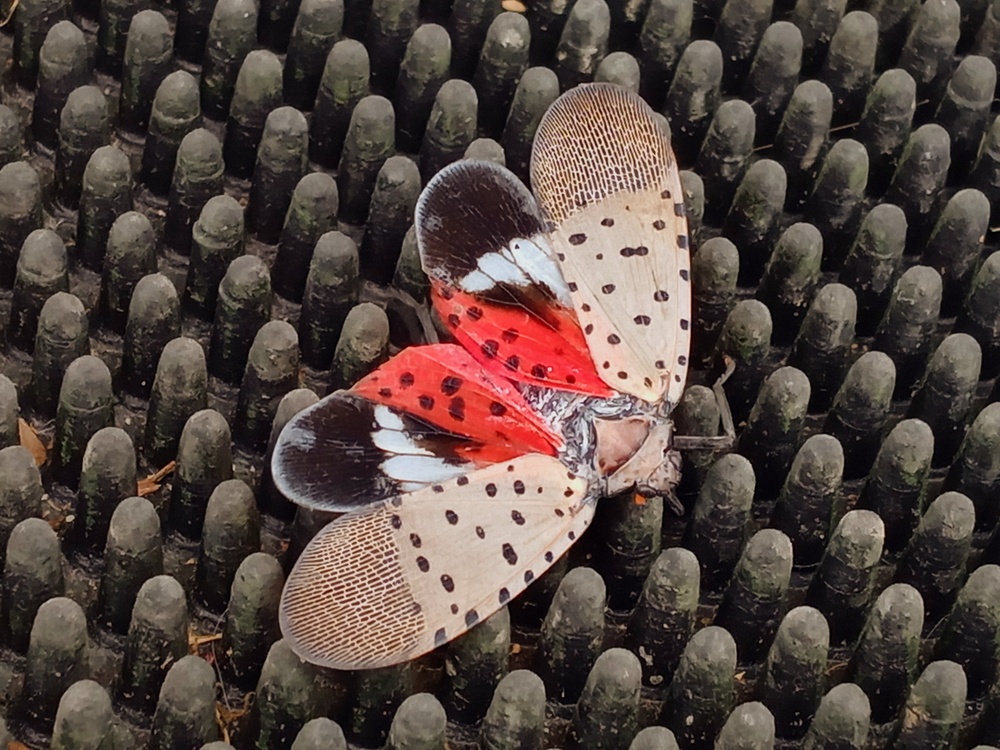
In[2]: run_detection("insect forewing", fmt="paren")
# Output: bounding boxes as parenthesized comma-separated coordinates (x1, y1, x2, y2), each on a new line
(280, 453, 593, 669)
(531, 83, 692, 406)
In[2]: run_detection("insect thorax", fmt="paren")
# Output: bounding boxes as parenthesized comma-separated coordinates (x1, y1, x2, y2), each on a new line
(520, 385, 678, 502)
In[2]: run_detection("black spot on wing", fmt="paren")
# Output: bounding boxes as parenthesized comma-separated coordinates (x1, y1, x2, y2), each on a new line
(620, 246, 649, 258)
(503, 543, 518, 565)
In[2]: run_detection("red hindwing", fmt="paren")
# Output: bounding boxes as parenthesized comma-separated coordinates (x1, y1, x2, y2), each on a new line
(431, 282, 613, 398)
(352, 343, 563, 465)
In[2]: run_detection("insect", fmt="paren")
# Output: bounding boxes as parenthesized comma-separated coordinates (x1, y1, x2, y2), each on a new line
(272, 83, 699, 670)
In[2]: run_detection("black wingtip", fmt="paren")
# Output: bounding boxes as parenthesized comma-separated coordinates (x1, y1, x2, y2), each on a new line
(270, 393, 395, 513)
(415, 159, 547, 284)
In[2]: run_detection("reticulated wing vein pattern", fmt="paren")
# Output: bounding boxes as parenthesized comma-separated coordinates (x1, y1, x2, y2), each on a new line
(531, 83, 692, 405)
(280, 453, 593, 669)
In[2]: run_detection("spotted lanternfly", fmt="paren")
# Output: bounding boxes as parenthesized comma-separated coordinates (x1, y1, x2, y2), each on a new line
(272, 83, 693, 670)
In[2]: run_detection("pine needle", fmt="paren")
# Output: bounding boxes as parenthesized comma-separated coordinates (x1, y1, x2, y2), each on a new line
(0, 0, 19, 28)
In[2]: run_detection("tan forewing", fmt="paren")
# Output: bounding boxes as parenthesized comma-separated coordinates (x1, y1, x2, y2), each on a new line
(279, 453, 593, 670)
(531, 83, 691, 406)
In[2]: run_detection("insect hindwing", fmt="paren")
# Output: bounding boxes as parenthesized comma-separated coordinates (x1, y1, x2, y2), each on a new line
(280, 453, 593, 670)
(416, 159, 613, 397)
(531, 83, 692, 406)
(270, 344, 562, 512)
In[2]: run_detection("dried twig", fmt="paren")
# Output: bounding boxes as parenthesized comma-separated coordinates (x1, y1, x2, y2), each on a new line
(137, 460, 177, 496)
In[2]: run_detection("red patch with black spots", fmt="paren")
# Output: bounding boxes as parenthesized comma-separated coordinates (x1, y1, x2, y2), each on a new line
(429, 281, 613, 397)
(352, 343, 563, 465)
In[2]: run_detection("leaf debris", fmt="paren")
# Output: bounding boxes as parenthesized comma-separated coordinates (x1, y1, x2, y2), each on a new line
(18, 418, 48, 467)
